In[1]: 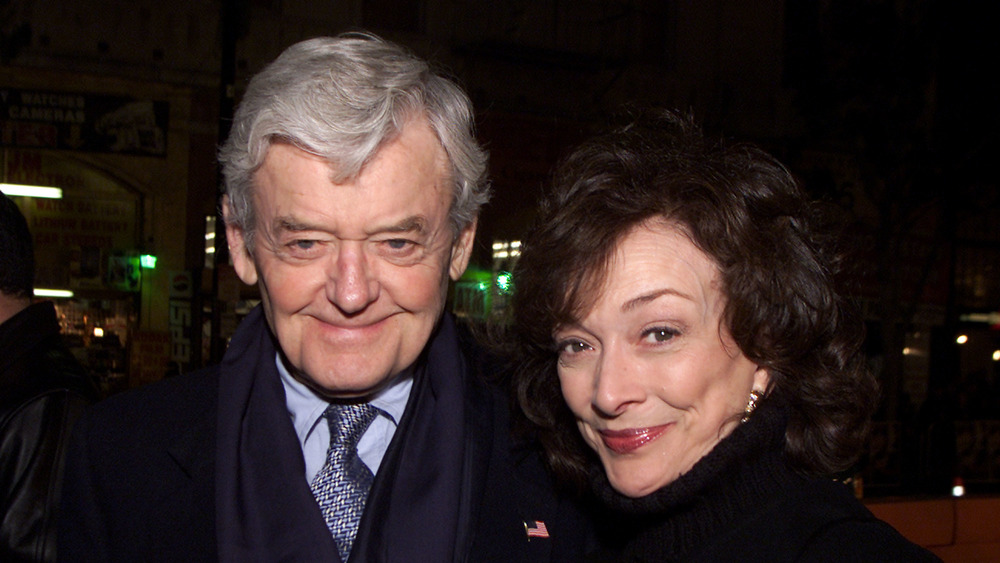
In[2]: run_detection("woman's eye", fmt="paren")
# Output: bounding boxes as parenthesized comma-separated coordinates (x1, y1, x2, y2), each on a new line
(557, 339, 592, 355)
(642, 327, 677, 343)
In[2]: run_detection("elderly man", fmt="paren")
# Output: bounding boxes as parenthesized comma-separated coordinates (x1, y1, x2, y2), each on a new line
(58, 34, 591, 562)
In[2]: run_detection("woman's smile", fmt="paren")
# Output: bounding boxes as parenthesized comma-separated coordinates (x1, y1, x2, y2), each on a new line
(598, 424, 672, 454)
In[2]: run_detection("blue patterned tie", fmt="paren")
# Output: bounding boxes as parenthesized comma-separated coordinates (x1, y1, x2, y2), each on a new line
(310, 403, 379, 562)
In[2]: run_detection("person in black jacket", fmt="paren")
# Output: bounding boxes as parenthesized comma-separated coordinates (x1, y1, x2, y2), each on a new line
(58, 33, 593, 562)
(1, 194, 98, 562)
(508, 110, 939, 561)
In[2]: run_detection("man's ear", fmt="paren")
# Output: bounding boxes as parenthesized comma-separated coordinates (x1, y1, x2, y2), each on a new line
(448, 217, 477, 281)
(221, 195, 259, 286)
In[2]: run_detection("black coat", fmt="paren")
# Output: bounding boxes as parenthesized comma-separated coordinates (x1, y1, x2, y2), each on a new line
(1, 302, 97, 563)
(58, 308, 592, 562)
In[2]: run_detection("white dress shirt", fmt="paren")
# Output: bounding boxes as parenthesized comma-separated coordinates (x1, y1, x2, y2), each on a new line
(277, 353, 413, 483)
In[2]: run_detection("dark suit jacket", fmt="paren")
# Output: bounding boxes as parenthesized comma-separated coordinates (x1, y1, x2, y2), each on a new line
(58, 309, 592, 562)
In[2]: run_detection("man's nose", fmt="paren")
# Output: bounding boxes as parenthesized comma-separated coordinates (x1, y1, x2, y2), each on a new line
(326, 243, 379, 314)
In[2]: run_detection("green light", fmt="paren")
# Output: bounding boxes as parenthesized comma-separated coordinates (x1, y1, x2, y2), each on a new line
(140, 254, 157, 269)
(496, 271, 512, 293)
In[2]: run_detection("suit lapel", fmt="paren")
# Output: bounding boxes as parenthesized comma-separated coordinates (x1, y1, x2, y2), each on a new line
(454, 345, 494, 562)
(165, 402, 216, 525)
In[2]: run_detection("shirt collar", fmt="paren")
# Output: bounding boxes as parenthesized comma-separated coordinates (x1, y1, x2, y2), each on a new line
(277, 353, 413, 444)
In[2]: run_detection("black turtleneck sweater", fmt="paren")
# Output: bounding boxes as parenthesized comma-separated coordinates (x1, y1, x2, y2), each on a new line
(587, 400, 939, 562)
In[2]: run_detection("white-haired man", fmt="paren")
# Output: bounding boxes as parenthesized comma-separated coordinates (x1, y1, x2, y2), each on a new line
(59, 34, 593, 562)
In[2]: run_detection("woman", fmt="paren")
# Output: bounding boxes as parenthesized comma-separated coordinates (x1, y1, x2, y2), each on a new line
(509, 111, 937, 561)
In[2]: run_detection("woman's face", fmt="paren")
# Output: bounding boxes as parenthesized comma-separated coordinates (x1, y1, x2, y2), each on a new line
(553, 220, 769, 498)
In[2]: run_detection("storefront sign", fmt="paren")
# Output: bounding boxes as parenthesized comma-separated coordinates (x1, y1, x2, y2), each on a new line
(169, 271, 194, 368)
(20, 195, 138, 289)
(169, 300, 192, 364)
(1, 87, 168, 156)
(5, 150, 141, 289)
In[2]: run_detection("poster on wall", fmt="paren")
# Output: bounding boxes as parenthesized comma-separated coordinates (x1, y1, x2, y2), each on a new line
(106, 253, 141, 292)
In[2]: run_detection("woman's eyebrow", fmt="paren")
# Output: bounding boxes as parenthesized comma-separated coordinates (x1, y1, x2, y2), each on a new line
(621, 288, 695, 313)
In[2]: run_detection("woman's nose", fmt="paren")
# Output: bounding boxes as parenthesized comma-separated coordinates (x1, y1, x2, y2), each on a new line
(592, 345, 646, 416)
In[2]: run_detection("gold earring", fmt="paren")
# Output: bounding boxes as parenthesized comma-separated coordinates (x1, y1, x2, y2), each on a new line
(741, 389, 763, 423)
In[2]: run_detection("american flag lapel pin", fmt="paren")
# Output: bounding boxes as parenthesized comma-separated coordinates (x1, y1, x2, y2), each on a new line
(524, 520, 549, 540)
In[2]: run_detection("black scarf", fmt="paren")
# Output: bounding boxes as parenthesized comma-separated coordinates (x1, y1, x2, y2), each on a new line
(214, 307, 471, 562)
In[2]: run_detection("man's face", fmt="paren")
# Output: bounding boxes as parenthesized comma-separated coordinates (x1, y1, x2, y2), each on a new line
(225, 116, 476, 398)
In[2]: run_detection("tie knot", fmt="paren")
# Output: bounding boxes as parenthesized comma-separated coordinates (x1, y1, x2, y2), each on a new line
(325, 402, 379, 450)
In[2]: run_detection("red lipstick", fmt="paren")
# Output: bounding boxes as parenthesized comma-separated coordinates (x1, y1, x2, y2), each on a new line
(599, 424, 671, 454)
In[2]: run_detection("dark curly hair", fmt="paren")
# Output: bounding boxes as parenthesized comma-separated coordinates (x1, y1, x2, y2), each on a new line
(508, 110, 877, 491)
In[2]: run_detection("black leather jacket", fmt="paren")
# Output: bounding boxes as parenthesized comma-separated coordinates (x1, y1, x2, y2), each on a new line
(1, 302, 98, 562)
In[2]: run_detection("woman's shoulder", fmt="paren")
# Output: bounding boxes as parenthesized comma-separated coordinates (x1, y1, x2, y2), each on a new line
(797, 514, 941, 562)
(764, 478, 940, 562)
(694, 476, 939, 562)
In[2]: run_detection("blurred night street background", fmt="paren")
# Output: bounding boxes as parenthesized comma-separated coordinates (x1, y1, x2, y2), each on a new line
(3, 0, 999, 499)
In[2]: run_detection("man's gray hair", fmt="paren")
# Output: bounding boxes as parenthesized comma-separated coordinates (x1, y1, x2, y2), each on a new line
(219, 33, 490, 251)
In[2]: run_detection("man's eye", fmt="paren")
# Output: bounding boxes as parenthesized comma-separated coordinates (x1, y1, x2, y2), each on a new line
(291, 240, 316, 250)
(385, 239, 411, 250)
